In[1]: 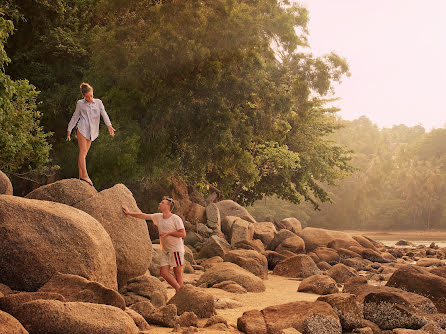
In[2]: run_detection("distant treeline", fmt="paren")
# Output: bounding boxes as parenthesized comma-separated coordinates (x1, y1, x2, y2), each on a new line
(1, 0, 354, 207)
(251, 117, 446, 230)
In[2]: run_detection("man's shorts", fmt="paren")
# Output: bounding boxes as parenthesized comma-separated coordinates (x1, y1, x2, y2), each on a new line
(160, 251, 184, 268)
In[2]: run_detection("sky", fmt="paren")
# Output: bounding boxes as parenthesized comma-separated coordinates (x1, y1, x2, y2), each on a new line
(298, 0, 446, 130)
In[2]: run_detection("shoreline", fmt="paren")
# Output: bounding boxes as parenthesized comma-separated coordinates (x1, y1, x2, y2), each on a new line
(343, 230, 446, 241)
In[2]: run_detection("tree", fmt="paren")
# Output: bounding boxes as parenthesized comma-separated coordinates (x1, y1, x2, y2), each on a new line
(0, 15, 51, 174)
(86, 0, 353, 203)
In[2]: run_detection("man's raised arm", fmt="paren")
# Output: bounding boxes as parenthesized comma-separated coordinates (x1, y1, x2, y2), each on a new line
(122, 205, 152, 220)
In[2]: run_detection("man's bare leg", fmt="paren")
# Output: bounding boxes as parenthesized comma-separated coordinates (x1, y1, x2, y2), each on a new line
(173, 266, 183, 289)
(160, 265, 180, 292)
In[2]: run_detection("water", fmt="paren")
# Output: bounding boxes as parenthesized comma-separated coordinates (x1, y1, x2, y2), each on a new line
(379, 240, 446, 248)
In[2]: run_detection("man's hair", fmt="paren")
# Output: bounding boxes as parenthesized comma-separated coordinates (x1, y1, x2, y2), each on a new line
(163, 196, 175, 211)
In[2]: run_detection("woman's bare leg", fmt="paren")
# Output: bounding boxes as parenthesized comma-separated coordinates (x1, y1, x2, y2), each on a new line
(77, 129, 92, 183)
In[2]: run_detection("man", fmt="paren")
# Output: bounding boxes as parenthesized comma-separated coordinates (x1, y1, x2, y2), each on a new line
(122, 197, 186, 292)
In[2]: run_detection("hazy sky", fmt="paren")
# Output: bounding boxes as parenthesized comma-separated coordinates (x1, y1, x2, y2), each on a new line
(299, 0, 446, 130)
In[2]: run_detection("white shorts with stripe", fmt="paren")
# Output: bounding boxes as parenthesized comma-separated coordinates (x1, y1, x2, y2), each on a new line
(160, 251, 184, 268)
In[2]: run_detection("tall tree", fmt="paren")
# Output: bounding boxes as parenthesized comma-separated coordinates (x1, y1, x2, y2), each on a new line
(0, 15, 51, 174)
(86, 0, 353, 203)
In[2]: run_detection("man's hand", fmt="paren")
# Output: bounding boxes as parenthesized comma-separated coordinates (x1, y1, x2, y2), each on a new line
(108, 125, 115, 137)
(66, 131, 71, 141)
(122, 205, 130, 215)
(160, 229, 186, 238)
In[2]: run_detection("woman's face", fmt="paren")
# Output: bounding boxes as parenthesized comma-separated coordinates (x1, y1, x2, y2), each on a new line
(83, 90, 93, 102)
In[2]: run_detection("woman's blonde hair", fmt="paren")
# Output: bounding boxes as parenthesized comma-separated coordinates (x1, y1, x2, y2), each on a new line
(80, 82, 93, 96)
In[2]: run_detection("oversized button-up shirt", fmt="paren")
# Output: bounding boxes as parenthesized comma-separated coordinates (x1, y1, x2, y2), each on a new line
(67, 98, 112, 141)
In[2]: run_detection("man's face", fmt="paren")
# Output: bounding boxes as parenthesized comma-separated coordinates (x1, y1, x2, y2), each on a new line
(158, 199, 169, 211)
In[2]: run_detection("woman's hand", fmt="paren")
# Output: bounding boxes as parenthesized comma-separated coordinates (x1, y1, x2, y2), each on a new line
(66, 131, 71, 141)
(108, 126, 115, 137)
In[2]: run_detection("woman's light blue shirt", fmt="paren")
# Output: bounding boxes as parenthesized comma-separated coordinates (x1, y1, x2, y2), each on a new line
(67, 98, 112, 141)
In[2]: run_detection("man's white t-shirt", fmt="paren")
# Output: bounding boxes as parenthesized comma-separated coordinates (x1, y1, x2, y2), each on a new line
(151, 213, 185, 252)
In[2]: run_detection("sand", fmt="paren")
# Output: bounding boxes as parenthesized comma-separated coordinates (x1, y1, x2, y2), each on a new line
(151, 272, 318, 333)
(148, 229, 446, 333)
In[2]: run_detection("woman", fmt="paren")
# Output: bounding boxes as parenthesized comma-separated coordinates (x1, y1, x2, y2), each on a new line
(66, 83, 115, 186)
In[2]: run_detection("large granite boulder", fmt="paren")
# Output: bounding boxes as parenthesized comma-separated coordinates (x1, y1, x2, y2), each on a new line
(273, 254, 320, 278)
(430, 266, 446, 279)
(314, 247, 340, 265)
(183, 231, 203, 247)
(130, 302, 178, 328)
(386, 265, 446, 313)
(276, 235, 306, 254)
(262, 250, 288, 270)
(124, 308, 151, 331)
(352, 235, 378, 250)
(341, 257, 372, 271)
(12, 300, 139, 334)
(221, 215, 239, 240)
(253, 222, 277, 248)
(277, 217, 302, 234)
(185, 203, 206, 225)
(317, 293, 363, 331)
(327, 263, 358, 283)
(231, 218, 254, 246)
(0, 195, 117, 291)
(362, 291, 428, 330)
(268, 229, 296, 251)
(196, 262, 265, 292)
(197, 235, 230, 259)
(120, 272, 168, 307)
(205, 203, 221, 231)
(223, 249, 268, 278)
(0, 170, 13, 195)
(0, 292, 66, 315)
(237, 301, 341, 334)
(215, 200, 256, 223)
(25, 178, 97, 206)
(234, 239, 265, 252)
(416, 258, 444, 267)
(327, 239, 361, 251)
(74, 184, 152, 287)
(167, 284, 215, 318)
(297, 275, 339, 295)
(0, 310, 28, 334)
(38, 272, 125, 309)
(344, 276, 437, 315)
(300, 228, 360, 252)
(357, 247, 388, 263)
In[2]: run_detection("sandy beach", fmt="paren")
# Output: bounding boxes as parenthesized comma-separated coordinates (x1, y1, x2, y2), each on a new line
(150, 272, 320, 333)
(150, 230, 446, 333)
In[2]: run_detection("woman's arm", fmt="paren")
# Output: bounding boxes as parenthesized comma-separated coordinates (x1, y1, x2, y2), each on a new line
(66, 101, 81, 141)
(122, 205, 152, 220)
(99, 100, 115, 137)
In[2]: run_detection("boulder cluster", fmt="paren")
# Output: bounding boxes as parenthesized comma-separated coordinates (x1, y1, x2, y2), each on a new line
(2, 171, 446, 333)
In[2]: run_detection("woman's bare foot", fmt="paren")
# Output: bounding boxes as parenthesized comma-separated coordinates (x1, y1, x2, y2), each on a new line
(80, 177, 94, 186)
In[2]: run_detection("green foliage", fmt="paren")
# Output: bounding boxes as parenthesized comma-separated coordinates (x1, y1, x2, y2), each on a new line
(0, 15, 51, 174)
(85, 0, 352, 203)
(3, 0, 95, 138)
(5, 0, 353, 204)
(306, 119, 445, 230)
